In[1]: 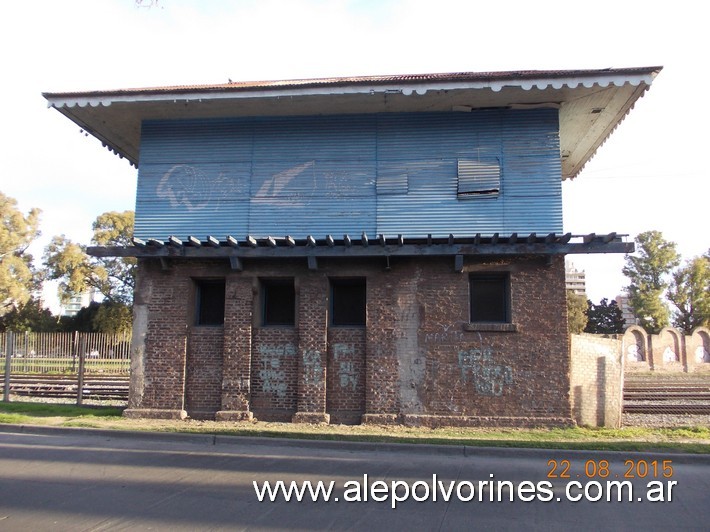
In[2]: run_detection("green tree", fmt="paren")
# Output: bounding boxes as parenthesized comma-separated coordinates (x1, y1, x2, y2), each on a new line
(622, 231, 680, 333)
(43, 211, 135, 305)
(584, 298, 625, 334)
(0, 191, 41, 316)
(668, 253, 710, 333)
(93, 301, 133, 334)
(567, 290, 587, 334)
(0, 297, 58, 332)
(57, 300, 132, 334)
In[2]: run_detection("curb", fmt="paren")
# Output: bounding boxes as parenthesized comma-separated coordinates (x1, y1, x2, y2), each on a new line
(1, 423, 709, 464)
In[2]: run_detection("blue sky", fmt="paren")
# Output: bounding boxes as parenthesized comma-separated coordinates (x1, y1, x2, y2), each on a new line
(2, 0, 707, 308)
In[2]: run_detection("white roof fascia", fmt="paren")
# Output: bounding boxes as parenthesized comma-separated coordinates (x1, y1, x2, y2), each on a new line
(45, 72, 656, 109)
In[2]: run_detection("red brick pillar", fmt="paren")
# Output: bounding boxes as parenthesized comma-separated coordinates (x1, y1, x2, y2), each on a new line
(362, 274, 400, 424)
(292, 273, 330, 423)
(124, 260, 190, 420)
(216, 276, 254, 421)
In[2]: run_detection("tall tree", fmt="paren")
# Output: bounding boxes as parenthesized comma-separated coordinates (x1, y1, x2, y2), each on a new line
(0, 297, 58, 332)
(43, 210, 135, 305)
(566, 290, 587, 334)
(668, 254, 710, 333)
(584, 298, 626, 334)
(622, 231, 680, 333)
(0, 191, 41, 316)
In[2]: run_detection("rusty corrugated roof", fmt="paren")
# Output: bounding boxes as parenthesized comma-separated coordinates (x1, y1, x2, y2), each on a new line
(43, 66, 661, 98)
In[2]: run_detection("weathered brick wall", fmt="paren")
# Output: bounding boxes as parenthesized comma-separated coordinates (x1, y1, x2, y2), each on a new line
(327, 328, 366, 424)
(126, 260, 190, 417)
(363, 272, 400, 421)
(621, 325, 710, 373)
(185, 326, 223, 418)
(570, 333, 623, 428)
(688, 328, 710, 373)
(128, 254, 574, 426)
(292, 273, 329, 423)
(250, 328, 299, 421)
(217, 276, 253, 420)
(383, 256, 571, 425)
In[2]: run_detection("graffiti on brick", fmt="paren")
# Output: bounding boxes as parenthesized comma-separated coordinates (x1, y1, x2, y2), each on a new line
(339, 361, 358, 390)
(457, 347, 513, 396)
(224, 377, 250, 394)
(333, 343, 355, 359)
(333, 343, 359, 391)
(425, 324, 464, 344)
(303, 349, 324, 386)
(258, 343, 297, 357)
(257, 343, 296, 398)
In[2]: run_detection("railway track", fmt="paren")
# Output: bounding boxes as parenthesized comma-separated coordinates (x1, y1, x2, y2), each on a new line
(624, 404, 710, 415)
(2, 374, 129, 401)
(623, 374, 710, 416)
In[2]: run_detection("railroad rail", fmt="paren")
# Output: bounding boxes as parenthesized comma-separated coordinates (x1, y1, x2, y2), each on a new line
(623, 374, 710, 416)
(1, 374, 129, 401)
(624, 404, 710, 415)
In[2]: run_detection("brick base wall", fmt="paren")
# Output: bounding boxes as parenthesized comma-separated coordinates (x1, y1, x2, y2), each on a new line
(126, 254, 574, 426)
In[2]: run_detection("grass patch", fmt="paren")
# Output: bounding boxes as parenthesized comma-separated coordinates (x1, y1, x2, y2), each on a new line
(0, 401, 123, 419)
(1, 401, 709, 453)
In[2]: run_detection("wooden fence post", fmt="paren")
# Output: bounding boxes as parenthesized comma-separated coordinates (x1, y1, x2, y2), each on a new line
(76, 334, 86, 406)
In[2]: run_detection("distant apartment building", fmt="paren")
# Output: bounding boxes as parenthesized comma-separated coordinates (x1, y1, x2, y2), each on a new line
(61, 291, 97, 317)
(615, 294, 637, 328)
(565, 262, 587, 296)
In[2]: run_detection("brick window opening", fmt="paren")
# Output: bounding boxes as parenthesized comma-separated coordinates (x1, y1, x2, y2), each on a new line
(331, 278, 366, 327)
(469, 274, 510, 323)
(195, 279, 226, 326)
(262, 279, 296, 326)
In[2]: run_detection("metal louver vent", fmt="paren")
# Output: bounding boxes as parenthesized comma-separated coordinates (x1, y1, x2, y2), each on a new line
(457, 159, 500, 197)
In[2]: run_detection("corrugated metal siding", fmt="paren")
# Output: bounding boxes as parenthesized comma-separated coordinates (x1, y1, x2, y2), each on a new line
(375, 109, 561, 236)
(136, 120, 253, 240)
(248, 116, 376, 236)
(501, 110, 562, 233)
(135, 110, 562, 240)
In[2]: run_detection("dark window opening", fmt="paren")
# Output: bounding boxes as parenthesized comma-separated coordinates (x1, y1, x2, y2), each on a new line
(469, 274, 509, 323)
(262, 279, 295, 326)
(196, 279, 226, 326)
(331, 278, 366, 327)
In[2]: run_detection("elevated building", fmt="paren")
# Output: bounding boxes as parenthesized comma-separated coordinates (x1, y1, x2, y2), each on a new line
(44, 67, 659, 425)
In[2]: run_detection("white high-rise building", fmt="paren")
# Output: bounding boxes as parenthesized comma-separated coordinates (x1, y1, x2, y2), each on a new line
(565, 261, 587, 296)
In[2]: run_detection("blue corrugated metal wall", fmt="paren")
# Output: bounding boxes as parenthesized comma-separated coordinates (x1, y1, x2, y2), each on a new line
(135, 110, 562, 240)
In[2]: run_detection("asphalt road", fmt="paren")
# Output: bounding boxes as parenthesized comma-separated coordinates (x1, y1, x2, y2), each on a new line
(0, 426, 708, 531)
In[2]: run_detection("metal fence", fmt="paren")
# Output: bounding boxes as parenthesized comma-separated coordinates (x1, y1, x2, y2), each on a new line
(1, 331, 131, 375)
(1, 331, 131, 405)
